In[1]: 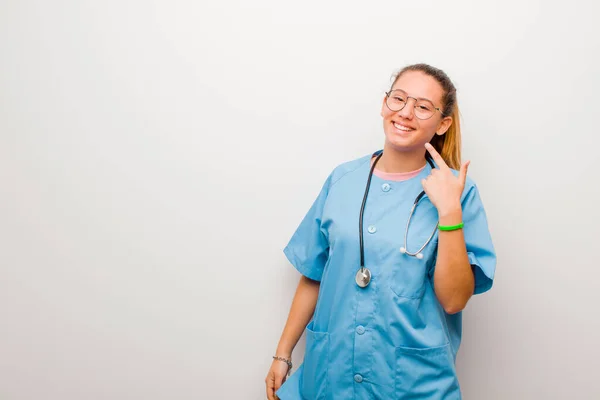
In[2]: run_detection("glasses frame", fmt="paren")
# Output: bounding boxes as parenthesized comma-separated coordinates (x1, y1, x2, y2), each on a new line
(384, 89, 444, 120)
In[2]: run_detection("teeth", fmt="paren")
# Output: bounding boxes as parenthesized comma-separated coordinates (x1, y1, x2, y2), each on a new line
(393, 122, 413, 131)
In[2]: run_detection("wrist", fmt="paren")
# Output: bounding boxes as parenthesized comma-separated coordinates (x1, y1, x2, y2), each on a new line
(275, 352, 292, 360)
(272, 355, 293, 376)
(275, 345, 292, 359)
(438, 206, 462, 225)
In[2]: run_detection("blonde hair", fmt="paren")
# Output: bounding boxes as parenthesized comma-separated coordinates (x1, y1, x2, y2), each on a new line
(390, 63, 462, 169)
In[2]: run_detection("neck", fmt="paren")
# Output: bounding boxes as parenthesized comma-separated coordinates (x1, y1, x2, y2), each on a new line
(377, 144, 427, 173)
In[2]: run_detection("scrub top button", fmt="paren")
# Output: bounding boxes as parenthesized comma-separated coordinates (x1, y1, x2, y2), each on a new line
(354, 374, 363, 383)
(367, 225, 377, 234)
(356, 325, 365, 335)
(381, 183, 391, 192)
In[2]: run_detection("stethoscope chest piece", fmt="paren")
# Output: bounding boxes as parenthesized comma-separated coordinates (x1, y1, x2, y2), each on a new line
(355, 267, 371, 288)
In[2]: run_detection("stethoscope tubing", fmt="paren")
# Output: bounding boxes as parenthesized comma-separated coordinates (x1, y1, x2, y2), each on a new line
(358, 151, 436, 272)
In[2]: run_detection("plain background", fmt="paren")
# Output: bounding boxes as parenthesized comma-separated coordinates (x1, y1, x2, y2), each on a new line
(1, 0, 599, 399)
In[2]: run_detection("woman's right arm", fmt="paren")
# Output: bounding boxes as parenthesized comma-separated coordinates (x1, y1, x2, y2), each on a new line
(265, 275, 320, 400)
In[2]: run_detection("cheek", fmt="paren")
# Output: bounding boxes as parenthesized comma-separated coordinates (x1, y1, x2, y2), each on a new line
(418, 119, 437, 133)
(381, 107, 394, 121)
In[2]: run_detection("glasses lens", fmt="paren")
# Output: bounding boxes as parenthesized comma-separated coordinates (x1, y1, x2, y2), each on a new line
(387, 90, 406, 111)
(414, 100, 435, 119)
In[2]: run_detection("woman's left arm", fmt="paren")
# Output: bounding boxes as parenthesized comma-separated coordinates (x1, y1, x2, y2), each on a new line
(432, 207, 474, 314)
(421, 143, 475, 314)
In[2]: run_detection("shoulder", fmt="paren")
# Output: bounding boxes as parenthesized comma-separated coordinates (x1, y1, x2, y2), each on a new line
(326, 151, 376, 189)
(460, 172, 477, 193)
(453, 170, 482, 204)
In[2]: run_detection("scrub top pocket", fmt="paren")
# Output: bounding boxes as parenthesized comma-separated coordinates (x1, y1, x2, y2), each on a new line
(300, 321, 330, 400)
(395, 343, 461, 399)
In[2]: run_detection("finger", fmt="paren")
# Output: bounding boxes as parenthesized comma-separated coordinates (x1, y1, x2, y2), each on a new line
(459, 160, 470, 186)
(273, 378, 284, 400)
(266, 375, 275, 400)
(274, 375, 284, 392)
(424, 142, 448, 170)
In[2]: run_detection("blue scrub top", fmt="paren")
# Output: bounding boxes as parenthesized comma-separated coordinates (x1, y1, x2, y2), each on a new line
(276, 151, 496, 400)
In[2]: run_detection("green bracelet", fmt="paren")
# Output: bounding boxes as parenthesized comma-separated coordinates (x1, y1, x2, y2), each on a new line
(438, 222, 464, 231)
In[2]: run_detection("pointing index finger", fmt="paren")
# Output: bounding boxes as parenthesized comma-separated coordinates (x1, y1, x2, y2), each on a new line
(424, 142, 448, 169)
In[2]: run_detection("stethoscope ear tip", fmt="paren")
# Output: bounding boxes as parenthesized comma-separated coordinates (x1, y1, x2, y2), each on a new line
(399, 247, 424, 259)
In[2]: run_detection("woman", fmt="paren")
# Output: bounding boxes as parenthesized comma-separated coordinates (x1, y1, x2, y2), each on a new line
(265, 63, 496, 399)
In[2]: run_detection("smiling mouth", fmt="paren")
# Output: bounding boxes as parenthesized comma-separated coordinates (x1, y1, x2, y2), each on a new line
(393, 122, 415, 132)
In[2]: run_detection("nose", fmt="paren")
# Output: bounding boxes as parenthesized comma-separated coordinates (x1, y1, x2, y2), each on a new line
(397, 97, 417, 120)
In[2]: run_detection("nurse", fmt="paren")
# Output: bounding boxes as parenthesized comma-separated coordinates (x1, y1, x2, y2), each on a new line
(265, 63, 496, 399)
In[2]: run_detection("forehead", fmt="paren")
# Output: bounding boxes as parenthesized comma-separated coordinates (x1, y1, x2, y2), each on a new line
(391, 71, 444, 103)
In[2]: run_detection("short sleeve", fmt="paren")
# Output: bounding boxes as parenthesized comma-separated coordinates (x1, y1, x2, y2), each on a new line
(461, 182, 497, 295)
(283, 174, 332, 282)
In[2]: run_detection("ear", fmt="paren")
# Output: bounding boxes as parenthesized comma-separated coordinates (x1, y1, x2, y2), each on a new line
(436, 116, 453, 136)
(380, 95, 387, 117)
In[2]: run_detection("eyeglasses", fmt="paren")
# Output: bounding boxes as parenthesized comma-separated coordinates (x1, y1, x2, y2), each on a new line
(384, 89, 443, 120)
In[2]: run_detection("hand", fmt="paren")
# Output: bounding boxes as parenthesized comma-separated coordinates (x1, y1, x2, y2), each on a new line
(421, 143, 469, 216)
(265, 358, 290, 400)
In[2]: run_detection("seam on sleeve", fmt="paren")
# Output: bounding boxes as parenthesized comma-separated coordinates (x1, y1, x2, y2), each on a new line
(283, 245, 323, 282)
(329, 157, 371, 190)
(468, 252, 494, 295)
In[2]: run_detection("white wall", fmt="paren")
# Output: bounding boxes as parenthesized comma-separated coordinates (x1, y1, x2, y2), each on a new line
(1, 0, 599, 399)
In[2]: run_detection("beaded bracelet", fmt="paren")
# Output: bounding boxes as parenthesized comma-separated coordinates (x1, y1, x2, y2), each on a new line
(273, 356, 293, 376)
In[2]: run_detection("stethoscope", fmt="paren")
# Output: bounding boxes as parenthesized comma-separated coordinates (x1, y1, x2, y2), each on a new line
(355, 151, 438, 288)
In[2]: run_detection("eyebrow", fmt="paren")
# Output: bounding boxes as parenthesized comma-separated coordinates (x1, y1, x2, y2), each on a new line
(391, 88, 435, 104)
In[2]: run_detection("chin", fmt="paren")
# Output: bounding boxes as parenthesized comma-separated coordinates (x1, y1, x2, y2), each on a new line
(384, 133, 421, 152)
